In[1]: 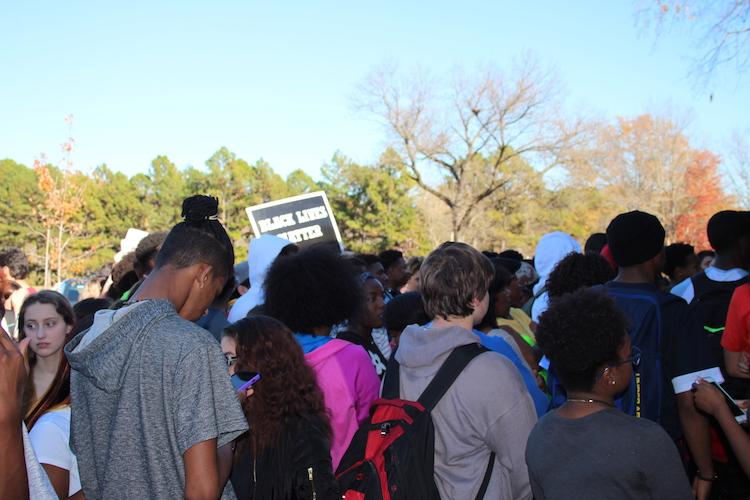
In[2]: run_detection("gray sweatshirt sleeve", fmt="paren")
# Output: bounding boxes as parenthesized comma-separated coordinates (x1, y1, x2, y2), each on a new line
(640, 425, 694, 500)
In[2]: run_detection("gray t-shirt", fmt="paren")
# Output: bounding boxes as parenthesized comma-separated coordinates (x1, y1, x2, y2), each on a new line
(525, 408, 692, 500)
(65, 300, 249, 499)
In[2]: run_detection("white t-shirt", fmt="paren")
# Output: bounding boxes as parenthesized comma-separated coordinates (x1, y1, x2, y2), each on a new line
(671, 266, 749, 304)
(28, 406, 81, 496)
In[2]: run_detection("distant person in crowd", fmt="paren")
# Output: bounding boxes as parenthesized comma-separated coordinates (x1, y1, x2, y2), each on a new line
(664, 243, 700, 287)
(18, 291, 82, 499)
(103, 252, 139, 303)
(356, 254, 389, 289)
(228, 315, 338, 500)
(693, 379, 750, 477)
(546, 252, 614, 300)
(394, 242, 536, 499)
(353, 253, 393, 359)
(378, 249, 410, 297)
(382, 291, 430, 348)
(527, 289, 692, 500)
(583, 232, 608, 255)
(71, 298, 112, 336)
(475, 261, 548, 415)
(698, 249, 716, 270)
(337, 273, 389, 379)
(220, 327, 238, 376)
(1, 247, 36, 338)
(529, 232, 581, 322)
(515, 260, 538, 302)
(604, 210, 719, 500)
(400, 256, 423, 293)
(263, 246, 380, 470)
(65, 196, 248, 499)
(723, 282, 750, 380)
(495, 258, 538, 348)
(227, 234, 297, 323)
(671, 211, 750, 304)
(498, 249, 524, 261)
(118, 231, 168, 302)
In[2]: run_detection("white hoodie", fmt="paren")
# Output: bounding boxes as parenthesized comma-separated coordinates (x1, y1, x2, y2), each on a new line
(531, 231, 581, 322)
(228, 234, 291, 323)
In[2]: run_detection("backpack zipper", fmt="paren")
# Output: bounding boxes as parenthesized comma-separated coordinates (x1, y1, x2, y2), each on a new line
(307, 466, 317, 500)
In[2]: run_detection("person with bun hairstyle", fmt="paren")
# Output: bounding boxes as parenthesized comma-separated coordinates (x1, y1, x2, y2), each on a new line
(65, 196, 248, 500)
(228, 315, 339, 499)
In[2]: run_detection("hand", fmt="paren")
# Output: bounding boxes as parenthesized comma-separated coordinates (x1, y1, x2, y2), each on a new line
(0, 328, 30, 425)
(739, 352, 750, 374)
(240, 387, 254, 402)
(692, 475, 713, 500)
(693, 379, 726, 417)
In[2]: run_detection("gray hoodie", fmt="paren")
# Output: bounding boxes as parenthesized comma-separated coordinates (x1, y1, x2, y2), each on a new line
(64, 300, 248, 499)
(395, 324, 536, 500)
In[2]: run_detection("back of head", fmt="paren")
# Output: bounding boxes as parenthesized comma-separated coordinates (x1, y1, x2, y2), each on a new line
(248, 235, 295, 285)
(383, 291, 429, 334)
(664, 243, 696, 280)
(606, 210, 665, 268)
(546, 252, 615, 299)
(378, 249, 404, 271)
(134, 231, 168, 277)
(420, 242, 494, 320)
(156, 195, 235, 282)
(0, 247, 30, 280)
(707, 210, 750, 254)
(107, 252, 139, 299)
(536, 288, 627, 392)
(72, 297, 113, 336)
(584, 233, 607, 255)
(534, 232, 582, 280)
(263, 246, 361, 332)
(498, 249, 523, 261)
(477, 260, 514, 330)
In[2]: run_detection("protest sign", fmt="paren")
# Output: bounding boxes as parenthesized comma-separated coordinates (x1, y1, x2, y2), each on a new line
(245, 191, 343, 250)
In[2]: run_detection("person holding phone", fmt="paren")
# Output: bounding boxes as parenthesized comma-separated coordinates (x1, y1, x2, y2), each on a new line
(226, 315, 338, 500)
(693, 380, 750, 477)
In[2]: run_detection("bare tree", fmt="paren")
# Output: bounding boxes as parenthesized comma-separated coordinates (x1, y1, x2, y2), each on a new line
(639, 1, 750, 81)
(727, 129, 750, 209)
(357, 60, 585, 241)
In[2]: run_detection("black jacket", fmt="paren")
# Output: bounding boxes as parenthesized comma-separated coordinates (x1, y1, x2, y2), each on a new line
(230, 413, 338, 500)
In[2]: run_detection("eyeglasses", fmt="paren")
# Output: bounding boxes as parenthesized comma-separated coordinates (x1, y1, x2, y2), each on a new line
(224, 353, 237, 367)
(596, 346, 642, 380)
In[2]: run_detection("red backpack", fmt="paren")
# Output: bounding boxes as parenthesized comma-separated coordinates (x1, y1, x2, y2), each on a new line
(335, 343, 495, 500)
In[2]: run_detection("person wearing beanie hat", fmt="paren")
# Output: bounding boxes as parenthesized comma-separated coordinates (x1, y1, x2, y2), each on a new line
(597, 210, 719, 500)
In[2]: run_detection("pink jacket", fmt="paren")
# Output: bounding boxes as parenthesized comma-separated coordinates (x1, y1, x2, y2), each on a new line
(305, 339, 380, 469)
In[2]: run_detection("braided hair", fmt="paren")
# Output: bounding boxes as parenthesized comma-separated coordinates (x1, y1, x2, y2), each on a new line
(155, 195, 235, 281)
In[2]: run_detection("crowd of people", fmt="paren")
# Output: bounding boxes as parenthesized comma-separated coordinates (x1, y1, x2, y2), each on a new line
(1, 194, 750, 500)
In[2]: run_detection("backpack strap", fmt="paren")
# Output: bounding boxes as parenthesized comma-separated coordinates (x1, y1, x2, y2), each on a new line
(476, 452, 495, 500)
(381, 350, 401, 399)
(417, 343, 487, 411)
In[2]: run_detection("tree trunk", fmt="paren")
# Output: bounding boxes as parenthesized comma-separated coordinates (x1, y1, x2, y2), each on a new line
(44, 227, 51, 289)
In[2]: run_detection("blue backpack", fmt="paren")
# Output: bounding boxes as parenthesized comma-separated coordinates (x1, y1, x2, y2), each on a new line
(548, 284, 673, 424)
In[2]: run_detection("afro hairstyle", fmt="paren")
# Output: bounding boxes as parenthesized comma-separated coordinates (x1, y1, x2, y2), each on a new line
(0, 247, 30, 280)
(546, 252, 615, 299)
(263, 246, 362, 332)
(536, 288, 628, 392)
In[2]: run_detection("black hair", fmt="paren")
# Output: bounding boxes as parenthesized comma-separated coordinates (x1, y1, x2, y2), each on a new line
(546, 252, 614, 299)
(536, 289, 628, 392)
(343, 255, 368, 274)
(71, 298, 112, 336)
(707, 210, 750, 253)
(378, 249, 404, 271)
(263, 246, 362, 333)
(482, 251, 499, 260)
(155, 195, 235, 280)
(476, 260, 514, 331)
(106, 252, 139, 300)
(383, 292, 430, 333)
(0, 247, 30, 280)
(135, 232, 168, 274)
(584, 233, 608, 255)
(355, 253, 381, 266)
(697, 249, 715, 262)
(664, 243, 696, 279)
(498, 249, 523, 261)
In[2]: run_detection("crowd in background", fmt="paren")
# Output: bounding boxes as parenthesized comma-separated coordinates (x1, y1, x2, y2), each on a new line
(2, 195, 750, 500)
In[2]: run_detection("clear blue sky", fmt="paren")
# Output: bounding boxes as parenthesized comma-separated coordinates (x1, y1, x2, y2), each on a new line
(1, 1, 747, 180)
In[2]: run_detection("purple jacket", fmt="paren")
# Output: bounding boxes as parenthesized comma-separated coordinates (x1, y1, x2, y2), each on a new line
(305, 339, 380, 469)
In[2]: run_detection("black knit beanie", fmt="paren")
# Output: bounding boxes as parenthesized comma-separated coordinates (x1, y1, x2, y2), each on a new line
(606, 211, 665, 267)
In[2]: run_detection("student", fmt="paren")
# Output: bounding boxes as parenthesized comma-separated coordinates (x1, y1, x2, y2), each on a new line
(0, 247, 36, 338)
(227, 234, 296, 323)
(664, 243, 700, 287)
(698, 250, 716, 270)
(263, 246, 380, 470)
(693, 379, 750, 477)
(382, 291, 429, 348)
(336, 273, 389, 379)
(221, 328, 238, 376)
(394, 242, 536, 500)
(228, 316, 338, 500)
(119, 231, 168, 302)
(604, 210, 717, 500)
(400, 256, 423, 293)
(378, 249, 410, 297)
(723, 282, 750, 380)
(527, 289, 692, 500)
(65, 196, 249, 499)
(529, 232, 581, 322)
(495, 258, 537, 348)
(583, 232, 607, 255)
(545, 252, 614, 299)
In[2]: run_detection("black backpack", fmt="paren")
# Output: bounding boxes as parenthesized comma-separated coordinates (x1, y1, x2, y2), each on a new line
(690, 271, 750, 397)
(335, 343, 495, 500)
